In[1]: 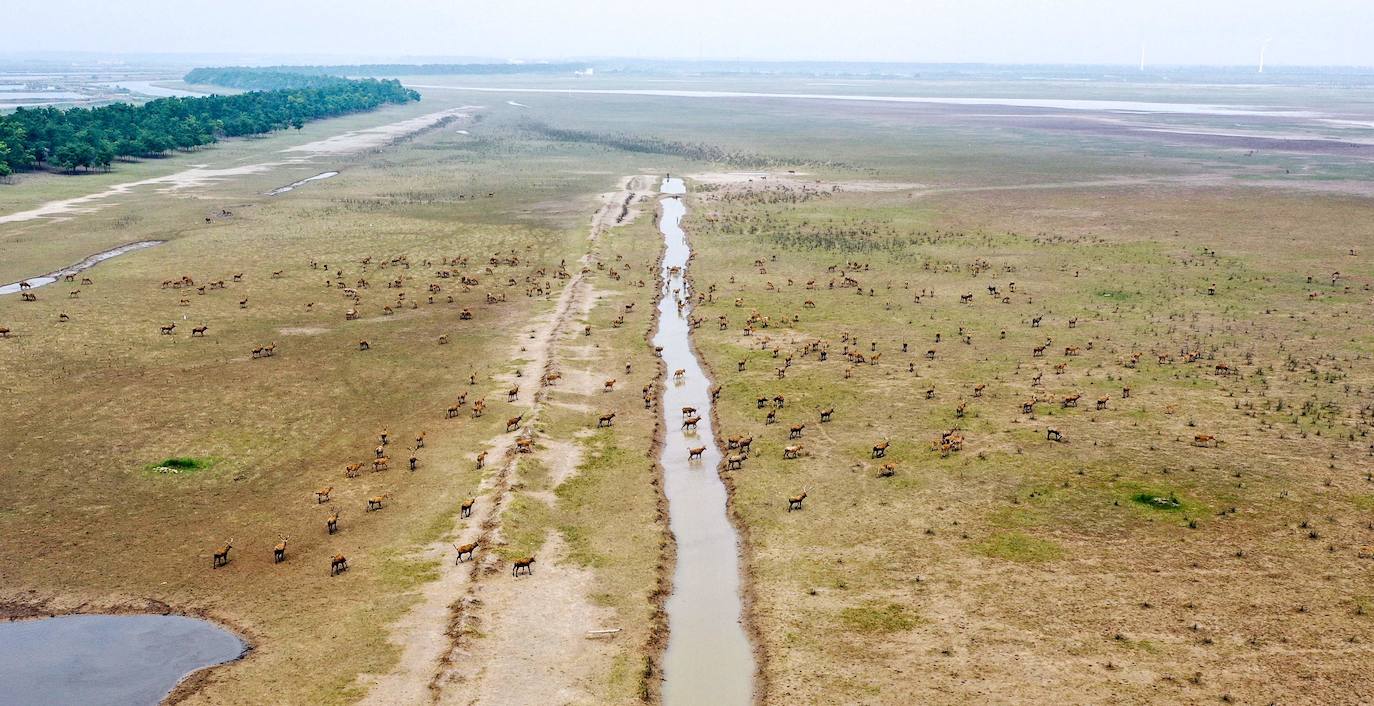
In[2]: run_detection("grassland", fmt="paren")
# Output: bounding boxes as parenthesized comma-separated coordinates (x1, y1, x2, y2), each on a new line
(4, 74, 1374, 705)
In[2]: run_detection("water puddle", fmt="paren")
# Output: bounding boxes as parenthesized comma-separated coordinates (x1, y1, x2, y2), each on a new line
(0, 240, 164, 296)
(0, 614, 245, 705)
(654, 177, 754, 704)
(266, 171, 340, 196)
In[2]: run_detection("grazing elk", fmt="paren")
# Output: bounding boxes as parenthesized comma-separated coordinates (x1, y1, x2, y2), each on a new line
(725, 454, 744, 470)
(512, 556, 536, 576)
(877, 463, 897, 478)
(872, 440, 890, 458)
(212, 539, 234, 568)
(330, 554, 349, 576)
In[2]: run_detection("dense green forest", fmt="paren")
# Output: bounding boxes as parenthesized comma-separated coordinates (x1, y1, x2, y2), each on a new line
(0, 74, 418, 176)
(189, 63, 582, 79)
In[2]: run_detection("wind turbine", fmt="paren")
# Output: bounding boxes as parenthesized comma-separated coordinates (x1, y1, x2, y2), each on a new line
(1259, 37, 1273, 73)
(1139, 42, 1146, 72)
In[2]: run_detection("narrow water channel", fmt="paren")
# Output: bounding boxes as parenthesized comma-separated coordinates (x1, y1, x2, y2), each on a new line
(0, 240, 165, 296)
(654, 177, 755, 704)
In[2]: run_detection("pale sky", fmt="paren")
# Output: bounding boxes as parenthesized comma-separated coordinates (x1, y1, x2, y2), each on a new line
(5, 0, 1373, 67)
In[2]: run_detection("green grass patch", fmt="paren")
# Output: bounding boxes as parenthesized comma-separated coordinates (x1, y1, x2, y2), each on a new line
(976, 531, 1064, 563)
(143, 456, 216, 475)
(838, 602, 920, 634)
(1131, 491, 1185, 511)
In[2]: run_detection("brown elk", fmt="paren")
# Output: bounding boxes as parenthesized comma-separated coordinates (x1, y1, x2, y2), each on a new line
(787, 491, 808, 512)
(1096, 396, 1110, 410)
(783, 444, 802, 459)
(818, 407, 834, 423)
(461, 497, 476, 518)
(877, 463, 897, 478)
(438, 334, 449, 345)
(358, 340, 370, 351)
(682, 406, 697, 418)
(1122, 386, 1131, 399)
(344, 462, 363, 478)
(515, 437, 534, 453)
(1032, 345, 1045, 357)
(475, 451, 487, 469)
(273, 537, 289, 563)
(1046, 428, 1064, 442)
(372, 456, 390, 472)
(688, 446, 706, 460)
(682, 416, 701, 431)
(212, 539, 234, 568)
(1064, 346, 1081, 357)
(1021, 399, 1037, 414)
(191, 325, 208, 337)
(789, 423, 806, 439)
(725, 454, 744, 470)
(472, 399, 486, 418)
(0, 326, 9, 337)
(603, 379, 616, 392)
(507, 386, 520, 402)
(367, 494, 388, 511)
(506, 414, 523, 432)
(872, 440, 890, 458)
(1193, 434, 1218, 447)
(345, 308, 359, 321)
(512, 556, 536, 576)
(330, 554, 349, 576)
(454, 541, 478, 563)
(315, 486, 333, 503)
(673, 368, 686, 381)
(326, 510, 340, 534)
(159, 323, 176, 335)
(1062, 394, 1081, 408)
(973, 384, 985, 397)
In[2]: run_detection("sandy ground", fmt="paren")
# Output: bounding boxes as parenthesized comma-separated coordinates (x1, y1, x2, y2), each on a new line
(687, 171, 924, 192)
(358, 175, 657, 704)
(0, 108, 483, 226)
(282, 107, 480, 155)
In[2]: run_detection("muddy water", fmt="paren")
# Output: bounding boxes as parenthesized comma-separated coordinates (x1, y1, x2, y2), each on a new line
(0, 614, 245, 705)
(0, 240, 164, 296)
(655, 177, 754, 704)
(266, 170, 340, 196)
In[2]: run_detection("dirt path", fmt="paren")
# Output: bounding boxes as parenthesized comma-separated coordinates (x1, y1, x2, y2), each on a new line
(357, 175, 657, 705)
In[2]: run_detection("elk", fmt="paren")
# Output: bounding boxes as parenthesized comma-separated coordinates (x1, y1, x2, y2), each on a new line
(1122, 386, 1131, 399)
(594, 411, 616, 428)
(438, 334, 449, 345)
(330, 554, 349, 576)
(0, 327, 9, 337)
(344, 462, 363, 478)
(315, 486, 333, 503)
(603, 379, 616, 392)
(877, 462, 897, 478)
(1062, 394, 1081, 408)
(159, 323, 177, 335)
(1021, 399, 1037, 414)
(475, 451, 487, 469)
(1193, 434, 1218, 448)
(454, 541, 478, 563)
(872, 440, 890, 458)
(367, 494, 388, 511)
(673, 368, 686, 381)
(789, 423, 806, 439)
(725, 454, 744, 470)
(472, 399, 486, 418)
(326, 511, 340, 534)
(345, 308, 359, 320)
(507, 386, 519, 402)
(787, 491, 808, 512)
(682, 416, 701, 431)
(682, 406, 697, 418)
(461, 497, 476, 518)
(783, 444, 802, 459)
(446, 404, 461, 419)
(192, 325, 208, 337)
(973, 384, 985, 398)
(1032, 345, 1046, 357)
(212, 539, 234, 568)
(1046, 428, 1064, 442)
(506, 414, 523, 432)
(688, 446, 706, 460)
(819, 407, 834, 423)
(1096, 396, 1110, 410)
(512, 556, 536, 576)
(358, 340, 370, 351)
(273, 537, 289, 563)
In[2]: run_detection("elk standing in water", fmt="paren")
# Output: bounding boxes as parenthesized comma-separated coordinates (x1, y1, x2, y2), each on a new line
(688, 446, 706, 460)
(212, 539, 234, 568)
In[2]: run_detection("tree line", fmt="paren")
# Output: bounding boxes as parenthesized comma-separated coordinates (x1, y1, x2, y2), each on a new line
(189, 63, 583, 79)
(0, 73, 418, 176)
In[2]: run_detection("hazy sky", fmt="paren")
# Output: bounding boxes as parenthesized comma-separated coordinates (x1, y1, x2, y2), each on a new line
(6, 0, 1373, 66)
